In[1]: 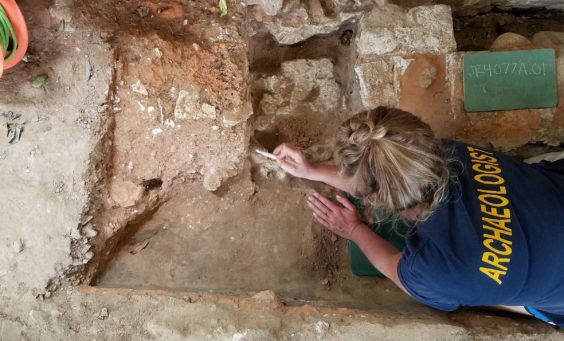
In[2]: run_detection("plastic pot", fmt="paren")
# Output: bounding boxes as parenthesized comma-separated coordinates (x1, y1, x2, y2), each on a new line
(0, 0, 28, 72)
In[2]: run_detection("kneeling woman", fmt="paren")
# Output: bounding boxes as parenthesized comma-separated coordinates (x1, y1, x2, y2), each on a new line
(274, 106, 564, 327)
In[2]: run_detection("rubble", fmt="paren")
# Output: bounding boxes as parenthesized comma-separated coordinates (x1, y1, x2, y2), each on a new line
(256, 58, 341, 121)
(174, 85, 217, 121)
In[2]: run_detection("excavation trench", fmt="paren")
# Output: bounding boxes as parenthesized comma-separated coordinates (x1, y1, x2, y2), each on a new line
(93, 23, 424, 312)
(88, 3, 562, 327)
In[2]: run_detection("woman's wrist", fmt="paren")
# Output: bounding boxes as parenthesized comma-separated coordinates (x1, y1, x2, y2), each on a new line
(349, 222, 369, 242)
(303, 163, 321, 181)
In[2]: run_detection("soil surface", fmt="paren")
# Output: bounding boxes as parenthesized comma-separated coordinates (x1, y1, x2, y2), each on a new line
(96, 172, 418, 311)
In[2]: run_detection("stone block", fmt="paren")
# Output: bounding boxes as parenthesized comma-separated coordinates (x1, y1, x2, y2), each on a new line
(355, 59, 397, 109)
(357, 5, 456, 59)
(263, 0, 359, 45)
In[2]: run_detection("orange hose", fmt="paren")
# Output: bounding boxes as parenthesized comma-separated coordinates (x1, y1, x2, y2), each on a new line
(0, 0, 27, 70)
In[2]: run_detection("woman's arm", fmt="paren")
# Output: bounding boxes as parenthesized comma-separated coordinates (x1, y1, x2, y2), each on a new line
(273, 144, 405, 289)
(351, 223, 407, 292)
(307, 192, 407, 293)
(307, 163, 351, 192)
(273, 143, 351, 192)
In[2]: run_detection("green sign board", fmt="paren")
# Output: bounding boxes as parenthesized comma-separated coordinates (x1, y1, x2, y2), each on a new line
(463, 49, 557, 112)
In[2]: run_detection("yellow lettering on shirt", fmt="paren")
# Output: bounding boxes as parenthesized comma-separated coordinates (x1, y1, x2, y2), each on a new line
(480, 267, 507, 285)
(467, 146, 514, 285)
(480, 205, 511, 219)
(483, 226, 512, 245)
(483, 239, 512, 256)
(475, 173, 505, 185)
(472, 163, 502, 174)
(482, 252, 510, 271)
(478, 194, 509, 207)
(482, 217, 511, 232)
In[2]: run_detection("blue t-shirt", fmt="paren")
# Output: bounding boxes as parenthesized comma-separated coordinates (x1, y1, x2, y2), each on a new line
(397, 140, 564, 327)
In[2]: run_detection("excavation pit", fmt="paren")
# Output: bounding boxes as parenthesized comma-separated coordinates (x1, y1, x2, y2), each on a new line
(79, 0, 563, 333)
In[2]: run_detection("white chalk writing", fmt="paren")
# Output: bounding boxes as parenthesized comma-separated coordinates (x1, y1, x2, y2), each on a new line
(467, 62, 546, 78)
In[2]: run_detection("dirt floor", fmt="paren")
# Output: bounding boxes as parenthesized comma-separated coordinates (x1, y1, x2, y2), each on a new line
(96, 172, 421, 312)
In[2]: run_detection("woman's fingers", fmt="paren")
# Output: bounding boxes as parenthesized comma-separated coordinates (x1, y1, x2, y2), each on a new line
(273, 143, 287, 155)
(313, 212, 330, 228)
(336, 194, 356, 211)
(307, 196, 330, 216)
(313, 193, 338, 212)
(284, 148, 305, 164)
(277, 158, 297, 174)
(273, 143, 304, 163)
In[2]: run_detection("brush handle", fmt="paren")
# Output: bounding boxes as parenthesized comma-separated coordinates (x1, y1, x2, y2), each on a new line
(254, 149, 298, 166)
(254, 149, 277, 161)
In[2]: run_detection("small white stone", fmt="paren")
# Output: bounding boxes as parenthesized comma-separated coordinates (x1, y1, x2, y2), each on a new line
(83, 225, 97, 238)
(232, 331, 247, 341)
(152, 128, 163, 135)
(99, 307, 109, 319)
(83, 251, 94, 263)
(131, 80, 149, 96)
(183, 19, 189, 26)
(211, 125, 220, 131)
(12, 239, 24, 254)
(192, 43, 201, 51)
(153, 48, 162, 58)
(79, 244, 91, 255)
(164, 119, 176, 128)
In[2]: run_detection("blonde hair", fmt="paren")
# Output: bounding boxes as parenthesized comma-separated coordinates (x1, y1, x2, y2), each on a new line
(336, 107, 450, 222)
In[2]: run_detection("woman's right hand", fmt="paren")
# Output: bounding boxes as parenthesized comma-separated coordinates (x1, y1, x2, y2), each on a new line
(273, 143, 313, 179)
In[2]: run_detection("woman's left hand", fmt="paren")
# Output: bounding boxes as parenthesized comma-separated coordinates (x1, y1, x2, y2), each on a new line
(307, 192, 364, 240)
